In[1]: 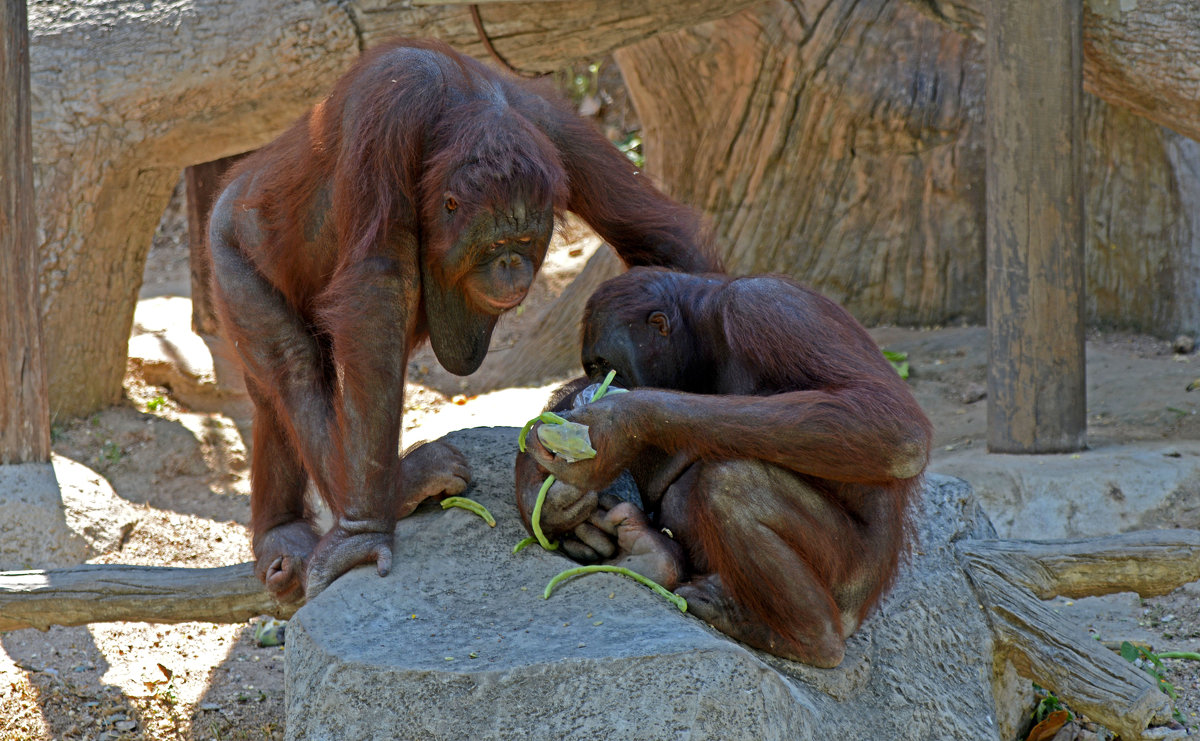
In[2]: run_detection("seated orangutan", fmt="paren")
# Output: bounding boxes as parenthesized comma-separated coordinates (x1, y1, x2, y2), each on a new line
(516, 267, 931, 667)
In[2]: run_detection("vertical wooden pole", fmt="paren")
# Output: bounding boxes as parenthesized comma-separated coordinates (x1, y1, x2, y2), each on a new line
(185, 153, 245, 336)
(0, 0, 50, 464)
(985, 0, 1086, 453)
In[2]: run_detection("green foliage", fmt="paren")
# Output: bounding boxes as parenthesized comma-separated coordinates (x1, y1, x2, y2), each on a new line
(615, 132, 645, 169)
(882, 350, 910, 379)
(556, 59, 644, 168)
(1031, 684, 1072, 724)
(100, 439, 122, 464)
(1120, 641, 1187, 724)
(146, 395, 166, 412)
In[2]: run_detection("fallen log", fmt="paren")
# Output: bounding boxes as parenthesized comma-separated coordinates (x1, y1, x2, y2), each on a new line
(0, 562, 293, 632)
(958, 530, 1200, 741)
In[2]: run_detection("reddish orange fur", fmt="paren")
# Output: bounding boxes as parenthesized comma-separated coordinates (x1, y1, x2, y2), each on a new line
(208, 39, 720, 599)
(568, 268, 931, 659)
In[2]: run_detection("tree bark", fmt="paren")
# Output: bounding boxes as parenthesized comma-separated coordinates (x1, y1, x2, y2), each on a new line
(1, 0, 50, 464)
(905, 0, 1200, 145)
(343, 0, 764, 74)
(984, 0, 1086, 453)
(961, 530, 1200, 600)
(31, 0, 359, 418)
(32, 0, 762, 419)
(615, 0, 1200, 338)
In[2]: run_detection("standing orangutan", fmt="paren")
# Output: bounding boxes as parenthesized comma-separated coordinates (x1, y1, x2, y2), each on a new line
(517, 268, 931, 667)
(207, 39, 719, 603)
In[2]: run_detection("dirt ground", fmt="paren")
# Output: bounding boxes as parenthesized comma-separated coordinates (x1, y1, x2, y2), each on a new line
(2, 183, 1199, 740)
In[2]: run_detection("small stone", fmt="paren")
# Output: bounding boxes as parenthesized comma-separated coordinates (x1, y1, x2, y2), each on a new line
(1173, 334, 1195, 354)
(115, 720, 138, 732)
(960, 382, 987, 404)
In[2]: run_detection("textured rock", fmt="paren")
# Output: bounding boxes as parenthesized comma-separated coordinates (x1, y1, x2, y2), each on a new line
(286, 426, 1003, 741)
(933, 441, 1200, 539)
(0, 455, 139, 570)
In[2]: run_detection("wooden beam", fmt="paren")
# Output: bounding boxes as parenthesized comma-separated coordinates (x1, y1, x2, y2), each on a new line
(906, 0, 1200, 145)
(985, 0, 1086, 453)
(0, 0, 49, 464)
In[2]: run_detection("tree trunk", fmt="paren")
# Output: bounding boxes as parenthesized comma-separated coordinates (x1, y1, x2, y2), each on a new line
(615, 0, 1200, 337)
(904, 0, 1200, 145)
(31, 0, 359, 418)
(1, 0, 50, 464)
(957, 530, 1200, 741)
(31, 0, 762, 419)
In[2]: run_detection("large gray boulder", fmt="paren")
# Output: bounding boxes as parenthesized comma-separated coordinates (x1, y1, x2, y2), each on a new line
(285, 427, 1002, 741)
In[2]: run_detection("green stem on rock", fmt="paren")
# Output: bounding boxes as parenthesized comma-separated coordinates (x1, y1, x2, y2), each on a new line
(440, 496, 496, 527)
(543, 565, 687, 612)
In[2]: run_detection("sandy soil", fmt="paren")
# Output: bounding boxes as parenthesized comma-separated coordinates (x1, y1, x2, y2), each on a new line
(3, 185, 1199, 740)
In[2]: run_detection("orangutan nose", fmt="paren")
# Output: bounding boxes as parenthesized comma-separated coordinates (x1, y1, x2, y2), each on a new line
(497, 251, 523, 270)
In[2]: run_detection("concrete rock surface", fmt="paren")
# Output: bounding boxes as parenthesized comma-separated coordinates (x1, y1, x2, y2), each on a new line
(285, 426, 1006, 741)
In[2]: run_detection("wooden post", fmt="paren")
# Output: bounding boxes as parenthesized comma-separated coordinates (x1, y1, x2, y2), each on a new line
(985, 0, 1086, 453)
(185, 153, 245, 336)
(0, 0, 50, 464)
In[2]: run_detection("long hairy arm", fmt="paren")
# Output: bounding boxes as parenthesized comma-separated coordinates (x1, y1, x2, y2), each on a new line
(509, 82, 722, 273)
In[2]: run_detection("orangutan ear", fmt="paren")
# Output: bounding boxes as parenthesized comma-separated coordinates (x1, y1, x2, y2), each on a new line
(648, 311, 671, 337)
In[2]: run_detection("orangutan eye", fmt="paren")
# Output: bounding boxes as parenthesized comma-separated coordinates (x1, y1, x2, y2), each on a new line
(444, 195, 458, 213)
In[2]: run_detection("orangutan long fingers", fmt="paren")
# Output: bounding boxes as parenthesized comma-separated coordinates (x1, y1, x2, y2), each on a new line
(573, 521, 618, 560)
(599, 501, 653, 533)
(595, 491, 625, 515)
(561, 538, 602, 562)
(540, 480, 598, 531)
